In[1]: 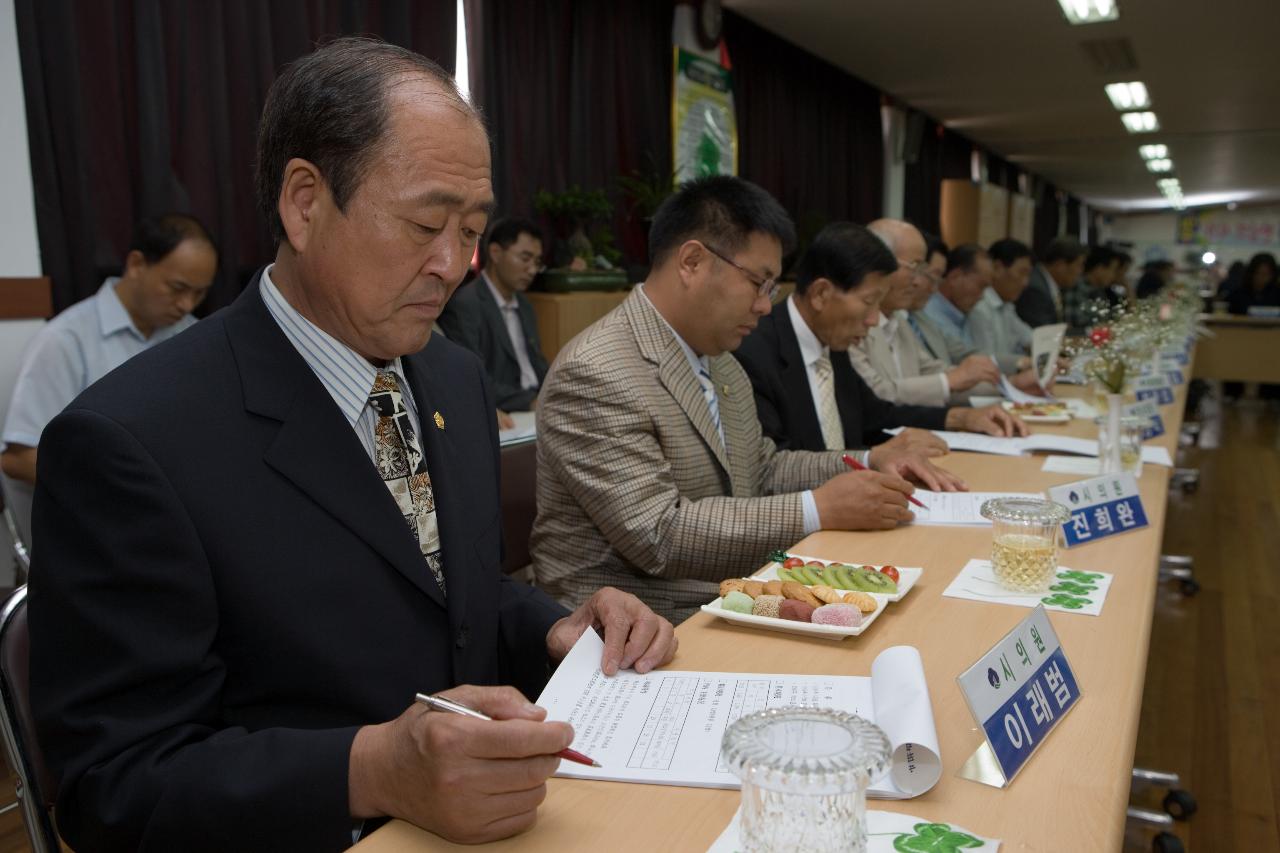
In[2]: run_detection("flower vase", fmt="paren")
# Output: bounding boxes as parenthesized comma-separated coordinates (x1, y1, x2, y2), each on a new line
(1100, 393, 1124, 474)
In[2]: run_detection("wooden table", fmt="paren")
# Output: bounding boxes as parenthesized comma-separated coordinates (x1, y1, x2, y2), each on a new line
(1193, 313, 1280, 383)
(355, 380, 1188, 853)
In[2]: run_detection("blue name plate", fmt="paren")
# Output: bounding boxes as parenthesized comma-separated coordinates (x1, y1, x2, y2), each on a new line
(1124, 399, 1166, 440)
(1048, 473, 1149, 547)
(1165, 369, 1185, 386)
(1136, 387, 1175, 405)
(957, 606, 1081, 784)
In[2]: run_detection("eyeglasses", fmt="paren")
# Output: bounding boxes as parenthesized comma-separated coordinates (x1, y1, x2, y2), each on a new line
(701, 242, 781, 302)
(899, 258, 942, 287)
(511, 250, 546, 273)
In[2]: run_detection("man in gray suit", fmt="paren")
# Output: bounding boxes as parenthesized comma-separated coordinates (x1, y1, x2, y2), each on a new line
(1015, 237, 1086, 328)
(439, 218, 549, 411)
(533, 179, 947, 624)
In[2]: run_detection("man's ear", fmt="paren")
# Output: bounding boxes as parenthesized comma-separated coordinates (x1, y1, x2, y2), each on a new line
(808, 277, 834, 309)
(278, 157, 324, 253)
(122, 249, 147, 278)
(674, 240, 710, 287)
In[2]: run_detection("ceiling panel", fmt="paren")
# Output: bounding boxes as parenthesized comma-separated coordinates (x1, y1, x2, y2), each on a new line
(723, 0, 1280, 211)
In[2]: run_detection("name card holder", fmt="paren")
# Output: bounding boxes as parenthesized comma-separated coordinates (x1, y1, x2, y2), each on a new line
(957, 605, 1081, 787)
(1135, 374, 1175, 405)
(1123, 399, 1166, 441)
(1048, 472, 1149, 547)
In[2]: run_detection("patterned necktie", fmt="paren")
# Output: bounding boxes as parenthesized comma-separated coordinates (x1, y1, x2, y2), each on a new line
(812, 354, 845, 451)
(695, 365, 724, 445)
(368, 370, 446, 595)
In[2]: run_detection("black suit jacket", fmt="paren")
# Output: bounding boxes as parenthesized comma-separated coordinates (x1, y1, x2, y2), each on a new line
(733, 305, 948, 452)
(28, 274, 568, 853)
(438, 276, 549, 411)
(1015, 266, 1061, 328)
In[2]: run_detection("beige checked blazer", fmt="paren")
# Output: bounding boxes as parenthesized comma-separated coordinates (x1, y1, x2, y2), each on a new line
(531, 289, 844, 624)
(848, 311, 952, 407)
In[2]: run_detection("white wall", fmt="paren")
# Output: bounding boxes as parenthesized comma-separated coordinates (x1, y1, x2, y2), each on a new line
(1103, 203, 1280, 269)
(0, 0, 41, 583)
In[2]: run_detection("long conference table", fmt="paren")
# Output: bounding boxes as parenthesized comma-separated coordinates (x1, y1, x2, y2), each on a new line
(355, 368, 1191, 853)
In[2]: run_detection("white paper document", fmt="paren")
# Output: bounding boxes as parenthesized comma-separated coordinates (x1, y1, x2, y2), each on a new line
(890, 429, 1173, 466)
(1031, 323, 1067, 389)
(498, 410, 537, 445)
(536, 630, 942, 799)
(706, 808, 1002, 853)
(911, 491, 1043, 525)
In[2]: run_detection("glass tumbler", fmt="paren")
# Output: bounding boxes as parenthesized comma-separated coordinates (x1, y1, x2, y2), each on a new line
(721, 707, 890, 853)
(980, 497, 1069, 593)
(1099, 415, 1146, 477)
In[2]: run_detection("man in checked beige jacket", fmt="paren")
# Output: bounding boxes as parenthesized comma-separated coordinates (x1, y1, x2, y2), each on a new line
(532, 178, 953, 624)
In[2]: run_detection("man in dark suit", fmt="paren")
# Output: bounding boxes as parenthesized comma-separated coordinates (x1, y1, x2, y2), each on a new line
(28, 38, 674, 853)
(1015, 237, 1086, 328)
(439, 218, 549, 411)
(735, 222, 1023, 478)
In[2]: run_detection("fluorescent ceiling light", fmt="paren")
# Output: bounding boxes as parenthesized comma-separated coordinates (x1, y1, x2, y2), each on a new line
(1105, 82, 1150, 111)
(1157, 178, 1180, 189)
(1145, 159, 1173, 173)
(1139, 144, 1168, 160)
(1058, 0, 1119, 24)
(1121, 111, 1159, 133)
(1202, 251, 1216, 264)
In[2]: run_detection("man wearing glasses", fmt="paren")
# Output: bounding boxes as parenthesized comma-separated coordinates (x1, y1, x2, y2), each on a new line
(439, 217, 550, 411)
(532, 177, 928, 624)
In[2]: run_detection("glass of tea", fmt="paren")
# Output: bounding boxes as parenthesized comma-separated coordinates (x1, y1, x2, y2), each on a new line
(980, 497, 1070, 593)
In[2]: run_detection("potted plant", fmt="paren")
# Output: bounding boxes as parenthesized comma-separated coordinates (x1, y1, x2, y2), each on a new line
(534, 186, 628, 292)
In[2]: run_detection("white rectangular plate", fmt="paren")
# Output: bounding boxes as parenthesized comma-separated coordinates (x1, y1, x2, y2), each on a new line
(700, 593, 886, 639)
(1001, 401, 1071, 423)
(756, 557, 922, 603)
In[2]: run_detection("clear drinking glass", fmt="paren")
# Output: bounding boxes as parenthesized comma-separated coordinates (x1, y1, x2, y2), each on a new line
(980, 497, 1069, 593)
(722, 707, 890, 853)
(1099, 415, 1145, 476)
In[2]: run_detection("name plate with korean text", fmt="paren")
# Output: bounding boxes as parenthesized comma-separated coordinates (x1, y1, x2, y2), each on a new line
(956, 606, 1081, 786)
(1134, 375, 1175, 405)
(1048, 472, 1149, 547)
(1123, 399, 1166, 440)
(1165, 369, 1185, 386)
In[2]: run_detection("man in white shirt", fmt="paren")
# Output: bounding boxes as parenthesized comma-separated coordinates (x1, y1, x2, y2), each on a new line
(970, 238, 1036, 365)
(438, 218, 550, 411)
(849, 220, 1000, 406)
(1, 214, 216, 487)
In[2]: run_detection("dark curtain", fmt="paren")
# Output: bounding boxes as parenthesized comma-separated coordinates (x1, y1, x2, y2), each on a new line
(1033, 180, 1060, 256)
(723, 10, 882, 260)
(939, 128, 973, 183)
(987, 152, 1019, 192)
(902, 117, 941, 235)
(1065, 196, 1083, 240)
(469, 0, 674, 268)
(16, 0, 456, 314)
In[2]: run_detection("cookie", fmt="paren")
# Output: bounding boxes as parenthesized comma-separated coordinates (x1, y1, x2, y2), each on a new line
(743, 580, 765, 598)
(810, 584, 844, 605)
(763, 580, 784, 597)
(841, 591, 878, 613)
(719, 578, 746, 597)
(780, 581, 822, 608)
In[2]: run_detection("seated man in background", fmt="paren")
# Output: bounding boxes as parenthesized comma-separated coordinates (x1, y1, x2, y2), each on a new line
(1136, 259, 1175, 299)
(533, 177, 931, 624)
(1015, 237, 1086, 327)
(850, 220, 1001, 407)
(734, 221, 1023, 465)
(921, 243, 993, 351)
(1064, 246, 1120, 332)
(438, 217, 549, 411)
(968, 238, 1035, 369)
(0, 214, 216, 486)
(30, 38, 675, 853)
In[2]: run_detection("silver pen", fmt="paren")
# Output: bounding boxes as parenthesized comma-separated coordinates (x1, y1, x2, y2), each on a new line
(414, 693, 602, 767)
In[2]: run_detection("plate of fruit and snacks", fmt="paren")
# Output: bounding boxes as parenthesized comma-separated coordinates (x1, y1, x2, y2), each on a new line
(1001, 401, 1071, 423)
(700, 575, 887, 638)
(759, 554, 922, 603)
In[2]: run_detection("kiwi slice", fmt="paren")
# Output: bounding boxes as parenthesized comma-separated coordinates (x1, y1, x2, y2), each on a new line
(819, 565, 842, 586)
(776, 567, 793, 583)
(796, 566, 822, 585)
(833, 565, 857, 590)
(854, 568, 898, 594)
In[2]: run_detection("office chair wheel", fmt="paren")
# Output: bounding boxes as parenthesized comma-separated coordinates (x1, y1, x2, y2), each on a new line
(1152, 831, 1184, 853)
(1163, 789, 1197, 820)
(1179, 578, 1200, 597)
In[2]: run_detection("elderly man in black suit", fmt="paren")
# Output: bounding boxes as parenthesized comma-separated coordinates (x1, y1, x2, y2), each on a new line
(28, 37, 675, 853)
(735, 222, 1022, 475)
(439, 218, 550, 411)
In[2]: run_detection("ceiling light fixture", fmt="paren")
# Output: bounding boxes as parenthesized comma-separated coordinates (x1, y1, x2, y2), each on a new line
(1202, 251, 1216, 264)
(1138, 144, 1168, 160)
(1121, 111, 1159, 133)
(1158, 178, 1180, 190)
(1145, 159, 1173, 173)
(1058, 0, 1119, 24)
(1105, 82, 1149, 110)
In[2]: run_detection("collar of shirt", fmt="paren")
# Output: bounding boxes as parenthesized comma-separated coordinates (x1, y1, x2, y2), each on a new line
(636, 283, 710, 379)
(482, 272, 519, 312)
(260, 264, 411, 428)
(96, 277, 148, 342)
(786, 295, 829, 367)
(927, 292, 967, 331)
(880, 309, 906, 341)
(980, 288, 1003, 310)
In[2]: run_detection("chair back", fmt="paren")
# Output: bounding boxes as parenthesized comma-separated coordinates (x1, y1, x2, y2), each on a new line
(499, 440, 538, 574)
(0, 478, 30, 583)
(0, 587, 60, 852)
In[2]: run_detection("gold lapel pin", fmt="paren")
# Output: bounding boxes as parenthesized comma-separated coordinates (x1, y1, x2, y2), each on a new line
(434, 411, 445, 430)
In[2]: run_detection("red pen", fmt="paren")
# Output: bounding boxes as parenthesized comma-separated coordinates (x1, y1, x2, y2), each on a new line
(841, 453, 927, 509)
(415, 693, 602, 767)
